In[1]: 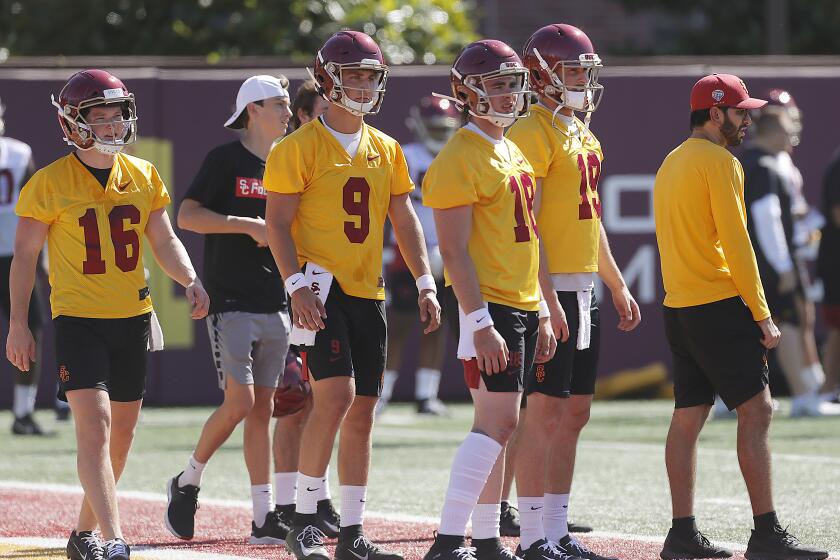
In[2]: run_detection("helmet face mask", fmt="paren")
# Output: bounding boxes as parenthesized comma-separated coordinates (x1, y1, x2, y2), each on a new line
(406, 96, 460, 155)
(533, 49, 603, 113)
(312, 31, 389, 117)
(52, 70, 138, 154)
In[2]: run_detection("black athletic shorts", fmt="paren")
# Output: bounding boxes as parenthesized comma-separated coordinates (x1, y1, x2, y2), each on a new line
(54, 313, 151, 402)
(299, 283, 387, 397)
(442, 286, 538, 393)
(0, 256, 43, 332)
(664, 297, 768, 411)
(526, 289, 600, 398)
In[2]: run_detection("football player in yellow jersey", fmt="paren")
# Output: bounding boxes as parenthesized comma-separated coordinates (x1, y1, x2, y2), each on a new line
(506, 25, 641, 560)
(423, 40, 558, 560)
(655, 74, 825, 560)
(264, 31, 440, 560)
(5, 70, 209, 560)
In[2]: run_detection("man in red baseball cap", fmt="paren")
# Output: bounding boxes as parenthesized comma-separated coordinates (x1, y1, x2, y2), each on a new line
(652, 74, 828, 560)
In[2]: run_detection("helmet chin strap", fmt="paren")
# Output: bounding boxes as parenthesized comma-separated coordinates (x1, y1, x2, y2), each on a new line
(93, 142, 124, 155)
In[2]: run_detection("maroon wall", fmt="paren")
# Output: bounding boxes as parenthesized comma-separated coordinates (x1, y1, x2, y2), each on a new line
(1, 65, 837, 407)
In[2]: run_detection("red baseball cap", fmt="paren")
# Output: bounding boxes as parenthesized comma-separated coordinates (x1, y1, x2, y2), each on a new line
(690, 74, 767, 111)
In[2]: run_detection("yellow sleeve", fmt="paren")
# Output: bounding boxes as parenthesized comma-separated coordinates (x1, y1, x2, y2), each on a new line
(390, 142, 415, 195)
(15, 170, 56, 224)
(422, 153, 477, 209)
(149, 164, 171, 211)
(264, 137, 307, 194)
(708, 158, 771, 321)
(507, 122, 551, 178)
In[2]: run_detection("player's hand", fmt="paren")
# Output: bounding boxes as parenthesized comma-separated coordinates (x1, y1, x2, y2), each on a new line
(247, 217, 269, 247)
(291, 288, 326, 331)
(548, 298, 570, 343)
(474, 326, 509, 374)
(6, 322, 36, 372)
(757, 317, 781, 349)
(778, 270, 797, 294)
(417, 289, 441, 334)
(186, 280, 210, 319)
(611, 286, 642, 332)
(534, 317, 557, 364)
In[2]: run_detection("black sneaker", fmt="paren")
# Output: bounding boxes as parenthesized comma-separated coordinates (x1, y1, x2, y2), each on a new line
(336, 532, 404, 560)
(518, 539, 582, 560)
(500, 502, 520, 537)
(660, 528, 732, 559)
(557, 535, 618, 560)
(276, 503, 296, 529)
(102, 538, 130, 560)
(424, 535, 477, 560)
(250, 509, 290, 544)
(568, 522, 593, 534)
(314, 498, 340, 538)
(286, 524, 330, 560)
(164, 472, 200, 540)
(417, 398, 450, 415)
(12, 414, 45, 436)
(67, 530, 104, 560)
(744, 527, 828, 560)
(473, 537, 522, 560)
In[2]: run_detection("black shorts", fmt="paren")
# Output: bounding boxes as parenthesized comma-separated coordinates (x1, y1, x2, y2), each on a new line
(442, 286, 538, 393)
(299, 283, 387, 397)
(55, 313, 151, 402)
(664, 297, 769, 411)
(526, 289, 600, 398)
(0, 255, 43, 332)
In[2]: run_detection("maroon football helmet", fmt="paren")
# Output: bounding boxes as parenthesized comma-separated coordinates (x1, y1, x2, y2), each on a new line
(523, 24, 603, 113)
(406, 96, 460, 154)
(764, 88, 802, 146)
(312, 31, 388, 116)
(51, 69, 138, 154)
(449, 39, 530, 127)
(272, 349, 312, 418)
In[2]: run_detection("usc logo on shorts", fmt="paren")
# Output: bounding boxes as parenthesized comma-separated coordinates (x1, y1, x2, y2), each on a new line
(535, 364, 546, 383)
(59, 365, 70, 383)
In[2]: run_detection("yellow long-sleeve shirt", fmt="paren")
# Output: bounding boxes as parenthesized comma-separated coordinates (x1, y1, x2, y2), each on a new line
(654, 138, 770, 321)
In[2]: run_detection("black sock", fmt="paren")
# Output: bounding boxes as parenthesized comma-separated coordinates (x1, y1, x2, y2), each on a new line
(293, 512, 318, 528)
(672, 516, 698, 535)
(754, 511, 780, 534)
(339, 524, 363, 542)
(472, 537, 502, 552)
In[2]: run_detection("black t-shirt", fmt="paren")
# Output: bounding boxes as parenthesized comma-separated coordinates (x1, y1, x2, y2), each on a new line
(184, 141, 286, 314)
(73, 152, 112, 187)
(818, 148, 840, 302)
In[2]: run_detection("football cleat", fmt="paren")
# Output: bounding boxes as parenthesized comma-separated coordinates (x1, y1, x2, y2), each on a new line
(556, 535, 618, 560)
(335, 533, 404, 560)
(249, 509, 290, 544)
(314, 498, 340, 538)
(500, 502, 521, 537)
(473, 537, 522, 560)
(102, 538, 130, 560)
(517, 539, 583, 560)
(67, 530, 104, 560)
(285, 524, 330, 560)
(660, 528, 732, 559)
(275, 503, 296, 529)
(164, 472, 200, 540)
(744, 526, 828, 560)
(424, 535, 477, 560)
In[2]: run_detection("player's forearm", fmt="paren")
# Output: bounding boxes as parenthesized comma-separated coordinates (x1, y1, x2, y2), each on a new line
(266, 221, 302, 281)
(150, 236, 199, 288)
(391, 208, 432, 280)
(537, 238, 560, 309)
(178, 201, 256, 236)
(9, 254, 38, 327)
(440, 245, 484, 313)
(597, 224, 626, 292)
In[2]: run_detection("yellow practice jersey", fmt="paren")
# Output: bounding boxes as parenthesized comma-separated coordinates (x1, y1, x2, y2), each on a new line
(16, 153, 171, 319)
(654, 138, 770, 321)
(264, 118, 413, 300)
(506, 104, 604, 273)
(423, 127, 540, 311)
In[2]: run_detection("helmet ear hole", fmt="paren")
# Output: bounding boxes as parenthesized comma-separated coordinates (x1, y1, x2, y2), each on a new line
(531, 69, 543, 84)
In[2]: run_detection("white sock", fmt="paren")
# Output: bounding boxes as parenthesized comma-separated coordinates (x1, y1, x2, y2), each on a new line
(543, 493, 569, 542)
(274, 472, 298, 506)
(340, 485, 367, 527)
(438, 432, 503, 536)
(13, 385, 37, 418)
(416, 368, 442, 401)
(251, 484, 273, 526)
(518, 496, 545, 550)
(297, 473, 322, 514)
(319, 464, 332, 500)
(178, 455, 206, 488)
(470, 503, 501, 539)
(381, 370, 399, 402)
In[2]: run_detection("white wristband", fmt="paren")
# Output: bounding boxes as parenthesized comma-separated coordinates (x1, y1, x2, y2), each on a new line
(285, 272, 307, 295)
(416, 274, 437, 293)
(538, 300, 551, 319)
(466, 307, 494, 332)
